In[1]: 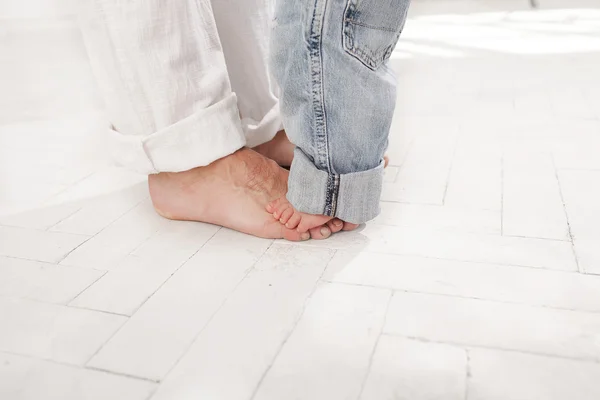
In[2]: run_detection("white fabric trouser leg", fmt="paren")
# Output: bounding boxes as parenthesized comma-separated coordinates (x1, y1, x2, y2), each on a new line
(78, 0, 281, 174)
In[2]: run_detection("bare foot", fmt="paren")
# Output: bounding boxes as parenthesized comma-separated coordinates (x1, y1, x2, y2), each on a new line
(266, 197, 333, 233)
(148, 148, 312, 241)
(264, 156, 388, 234)
(253, 130, 295, 168)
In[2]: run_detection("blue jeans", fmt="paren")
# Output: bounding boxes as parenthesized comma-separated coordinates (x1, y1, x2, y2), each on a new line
(271, 0, 411, 224)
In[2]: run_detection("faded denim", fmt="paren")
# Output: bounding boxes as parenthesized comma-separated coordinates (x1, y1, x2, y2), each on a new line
(271, 0, 411, 224)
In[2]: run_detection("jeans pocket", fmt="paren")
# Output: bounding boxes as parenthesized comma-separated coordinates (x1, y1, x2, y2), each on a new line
(342, 0, 410, 70)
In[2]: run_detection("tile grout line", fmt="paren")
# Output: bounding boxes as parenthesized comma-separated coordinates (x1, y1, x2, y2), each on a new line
(441, 133, 459, 206)
(0, 294, 130, 318)
(40, 169, 99, 212)
(66, 304, 130, 318)
(0, 203, 83, 231)
(551, 155, 582, 273)
(84, 365, 160, 384)
(126, 227, 236, 317)
(248, 248, 339, 400)
(381, 333, 600, 365)
(323, 280, 600, 315)
(279, 243, 581, 274)
(81, 226, 224, 368)
(56, 195, 150, 265)
(0, 223, 91, 237)
(464, 349, 471, 400)
(43, 204, 84, 232)
(0, 254, 103, 271)
(393, 128, 419, 174)
(0, 349, 158, 383)
(65, 269, 109, 305)
(500, 153, 504, 236)
(355, 289, 394, 400)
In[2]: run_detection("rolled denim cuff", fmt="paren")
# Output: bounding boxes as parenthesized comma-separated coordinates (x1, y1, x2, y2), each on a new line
(287, 148, 384, 224)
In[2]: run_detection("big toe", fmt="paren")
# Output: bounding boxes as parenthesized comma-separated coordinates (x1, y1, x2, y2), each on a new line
(297, 214, 333, 233)
(327, 218, 344, 234)
(264, 218, 310, 241)
(343, 222, 360, 231)
(308, 225, 332, 240)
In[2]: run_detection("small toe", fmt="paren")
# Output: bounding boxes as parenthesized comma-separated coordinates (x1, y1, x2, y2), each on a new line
(266, 197, 284, 213)
(273, 201, 292, 219)
(285, 212, 302, 229)
(279, 207, 294, 224)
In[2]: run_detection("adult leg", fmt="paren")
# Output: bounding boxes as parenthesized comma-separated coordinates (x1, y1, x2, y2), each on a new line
(271, 0, 411, 224)
(78, 0, 308, 240)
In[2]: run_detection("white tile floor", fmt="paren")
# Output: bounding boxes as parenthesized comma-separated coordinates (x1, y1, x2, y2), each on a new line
(1, 0, 600, 399)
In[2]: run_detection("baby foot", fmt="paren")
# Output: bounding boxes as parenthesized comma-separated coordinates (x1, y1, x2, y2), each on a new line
(266, 197, 332, 233)
(264, 155, 387, 234)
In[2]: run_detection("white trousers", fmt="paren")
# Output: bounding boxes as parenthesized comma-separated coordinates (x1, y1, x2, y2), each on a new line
(79, 0, 281, 174)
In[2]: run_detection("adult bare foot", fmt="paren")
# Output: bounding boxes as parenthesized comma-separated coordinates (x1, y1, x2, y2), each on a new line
(253, 130, 295, 168)
(148, 148, 310, 241)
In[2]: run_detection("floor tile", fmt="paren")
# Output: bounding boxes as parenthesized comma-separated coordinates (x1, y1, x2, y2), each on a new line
(254, 283, 390, 400)
(502, 151, 570, 240)
(0, 225, 88, 263)
(69, 221, 219, 315)
(382, 130, 457, 205)
(360, 336, 466, 400)
(558, 170, 600, 240)
(574, 238, 600, 275)
(384, 292, 600, 361)
(443, 142, 502, 212)
(374, 202, 500, 234)
(325, 251, 600, 312)
(50, 183, 148, 236)
(468, 348, 600, 400)
(0, 256, 103, 304)
(552, 123, 600, 170)
(285, 224, 578, 271)
(87, 229, 275, 380)
(60, 199, 166, 270)
(150, 245, 334, 399)
(0, 202, 81, 230)
(0, 352, 155, 400)
(0, 297, 126, 365)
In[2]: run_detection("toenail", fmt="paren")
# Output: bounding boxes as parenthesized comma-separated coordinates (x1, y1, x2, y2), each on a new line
(300, 232, 310, 241)
(333, 219, 343, 227)
(320, 226, 331, 237)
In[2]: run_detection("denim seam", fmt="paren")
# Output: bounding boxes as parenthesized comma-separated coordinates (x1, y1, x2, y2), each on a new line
(344, 18, 399, 33)
(309, 0, 339, 216)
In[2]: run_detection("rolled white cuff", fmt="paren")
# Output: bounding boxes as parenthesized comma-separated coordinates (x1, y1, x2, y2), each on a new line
(108, 93, 247, 174)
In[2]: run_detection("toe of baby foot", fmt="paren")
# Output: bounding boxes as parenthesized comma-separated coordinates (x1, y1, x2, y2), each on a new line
(308, 225, 332, 240)
(327, 218, 344, 234)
